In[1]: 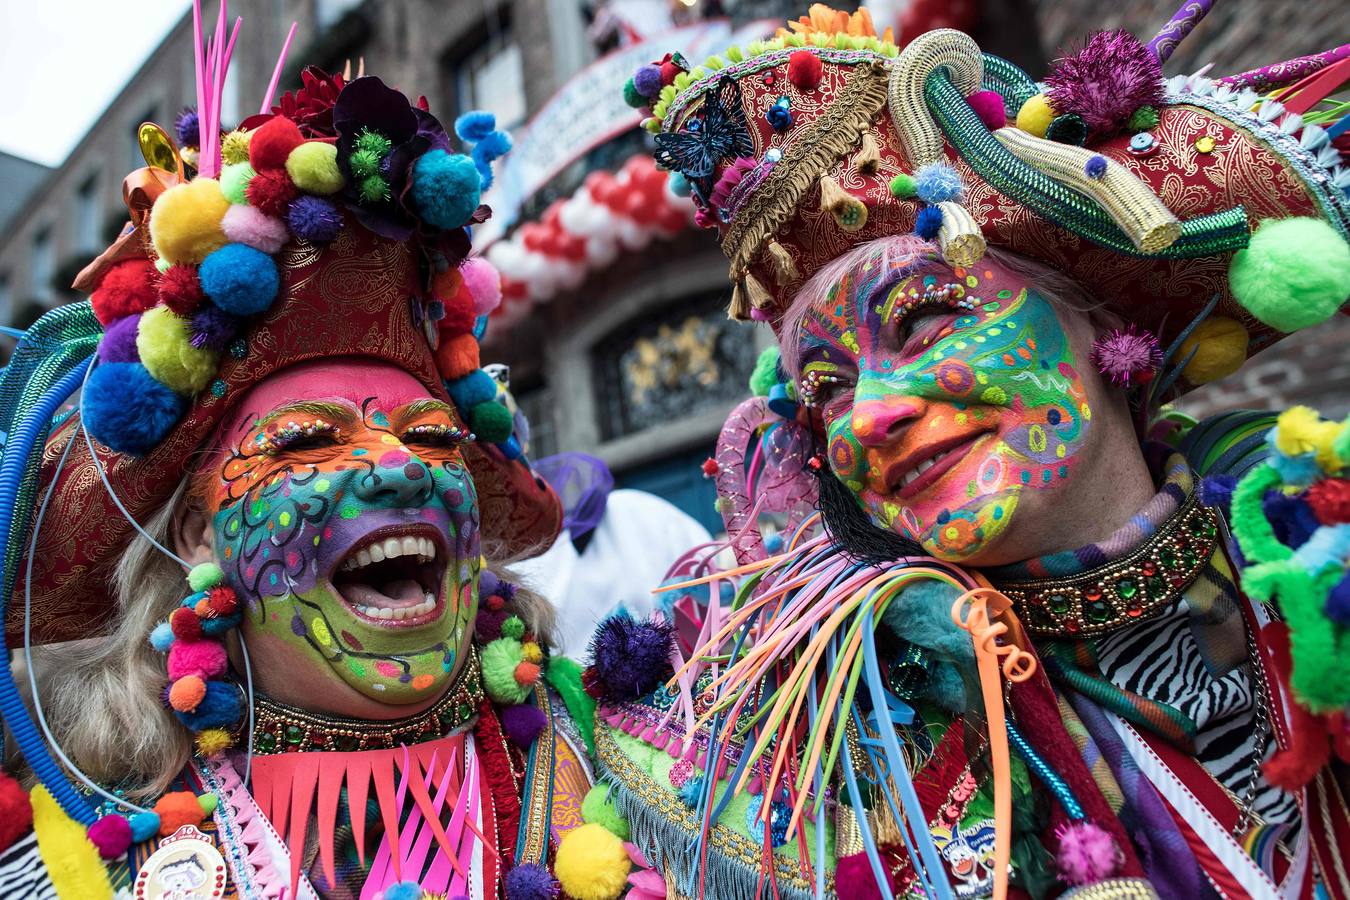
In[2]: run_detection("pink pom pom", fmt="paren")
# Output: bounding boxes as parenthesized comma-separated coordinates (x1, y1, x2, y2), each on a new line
(222, 205, 289, 254)
(967, 90, 1008, 130)
(1055, 821, 1122, 886)
(89, 814, 133, 859)
(167, 639, 228, 680)
(460, 257, 502, 315)
(834, 851, 894, 900)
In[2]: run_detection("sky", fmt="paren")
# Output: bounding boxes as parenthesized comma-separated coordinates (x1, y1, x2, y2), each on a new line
(0, 0, 189, 166)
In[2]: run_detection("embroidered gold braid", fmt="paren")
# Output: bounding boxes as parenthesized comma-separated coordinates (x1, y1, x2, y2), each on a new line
(721, 62, 889, 277)
(518, 682, 555, 865)
(1059, 878, 1161, 899)
(886, 29, 983, 167)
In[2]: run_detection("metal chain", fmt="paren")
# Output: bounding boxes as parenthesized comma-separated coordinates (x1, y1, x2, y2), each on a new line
(1233, 619, 1273, 836)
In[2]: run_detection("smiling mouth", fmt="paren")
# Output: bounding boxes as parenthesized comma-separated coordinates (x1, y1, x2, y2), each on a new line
(887, 432, 989, 499)
(331, 528, 446, 626)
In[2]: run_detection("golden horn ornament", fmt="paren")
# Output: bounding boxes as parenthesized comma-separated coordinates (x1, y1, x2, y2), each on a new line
(936, 200, 987, 267)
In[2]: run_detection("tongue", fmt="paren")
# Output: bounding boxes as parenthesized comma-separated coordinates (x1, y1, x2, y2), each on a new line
(339, 578, 426, 609)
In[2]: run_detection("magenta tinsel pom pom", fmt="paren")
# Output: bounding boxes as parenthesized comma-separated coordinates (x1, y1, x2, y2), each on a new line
(89, 813, 133, 859)
(189, 304, 240, 351)
(99, 315, 142, 364)
(504, 862, 560, 900)
(1090, 325, 1161, 386)
(500, 703, 547, 747)
(1055, 821, 1122, 886)
(1044, 30, 1164, 135)
(587, 615, 675, 703)
(967, 90, 1007, 130)
(287, 196, 343, 243)
(835, 851, 893, 900)
(175, 108, 201, 148)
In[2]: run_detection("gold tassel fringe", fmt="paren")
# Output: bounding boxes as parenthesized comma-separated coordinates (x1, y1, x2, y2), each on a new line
(745, 271, 776, 309)
(854, 131, 881, 175)
(818, 174, 869, 233)
(766, 239, 799, 285)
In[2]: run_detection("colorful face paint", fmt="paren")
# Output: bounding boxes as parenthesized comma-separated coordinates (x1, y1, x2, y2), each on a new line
(202, 361, 480, 705)
(796, 246, 1092, 561)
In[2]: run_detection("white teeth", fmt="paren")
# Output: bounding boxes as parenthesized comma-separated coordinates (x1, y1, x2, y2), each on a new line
(368, 542, 386, 562)
(341, 534, 441, 572)
(356, 549, 372, 568)
(401, 536, 419, 558)
(384, 537, 403, 559)
(355, 597, 437, 621)
(377, 606, 393, 620)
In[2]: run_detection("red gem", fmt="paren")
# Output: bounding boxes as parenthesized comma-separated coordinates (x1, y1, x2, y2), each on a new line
(763, 73, 776, 86)
(1084, 588, 1102, 602)
(1141, 562, 1156, 576)
(1126, 603, 1142, 617)
(1066, 619, 1081, 633)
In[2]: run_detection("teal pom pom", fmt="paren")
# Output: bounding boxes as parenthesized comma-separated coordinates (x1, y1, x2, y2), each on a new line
(201, 612, 242, 636)
(469, 401, 513, 443)
(668, 172, 691, 197)
(448, 370, 496, 409)
(411, 150, 481, 230)
(623, 78, 646, 109)
(914, 163, 963, 203)
(384, 883, 421, 900)
(188, 562, 224, 591)
(129, 811, 160, 842)
(678, 774, 704, 807)
(748, 346, 781, 396)
(199, 243, 279, 316)
(880, 580, 973, 663)
(150, 622, 175, 652)
(83, 362, 183, 455)
(1229, 217, 1350, 332)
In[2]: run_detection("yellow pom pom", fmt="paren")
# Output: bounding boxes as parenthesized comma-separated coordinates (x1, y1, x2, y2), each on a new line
(196, 728, 233, 757)
(1274, 406, 1343, 470)
(554, 822, 631, 900)
(1177, 316, 1248, 384)
(149, 179, 229, 265)
(136, 305, 220, 394)
(521, 641, 543, 664)
(221, 130, 252, 166)
(1015, 94, 1056, 138)
(286, 142, 345, 195)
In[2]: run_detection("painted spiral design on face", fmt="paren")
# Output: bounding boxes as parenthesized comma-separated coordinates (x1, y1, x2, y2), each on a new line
(936, 360, 975, 396)
(830, 439, 856, 473)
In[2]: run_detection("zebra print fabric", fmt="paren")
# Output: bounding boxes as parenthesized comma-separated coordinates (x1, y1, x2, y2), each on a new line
(0, 831, 58, 900)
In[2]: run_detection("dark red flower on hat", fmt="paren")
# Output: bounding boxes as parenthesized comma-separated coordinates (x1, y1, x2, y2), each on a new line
(241, 66, 347, 138)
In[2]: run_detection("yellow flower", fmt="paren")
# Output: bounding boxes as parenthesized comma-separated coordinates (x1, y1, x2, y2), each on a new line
(777, 4, 894, 44)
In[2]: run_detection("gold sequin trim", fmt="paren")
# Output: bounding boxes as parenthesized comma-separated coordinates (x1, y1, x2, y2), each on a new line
(1060, 878, 1161, 899)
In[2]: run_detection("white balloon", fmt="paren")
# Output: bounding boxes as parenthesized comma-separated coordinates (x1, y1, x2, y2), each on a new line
(586, 236, 618, 267)
(616, 217, 652, 251)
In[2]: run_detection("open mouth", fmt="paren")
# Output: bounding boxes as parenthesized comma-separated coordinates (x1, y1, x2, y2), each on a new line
(887, 432, 989, 500)
(331, 527, 447, 627)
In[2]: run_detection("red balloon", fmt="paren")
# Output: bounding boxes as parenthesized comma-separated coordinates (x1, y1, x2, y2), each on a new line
(519, 223, 547, 253)
(559, 235, 587, 262)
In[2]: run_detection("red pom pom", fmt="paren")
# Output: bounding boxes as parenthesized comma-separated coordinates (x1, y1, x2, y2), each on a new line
(91, 258, 158, 325)
(582, 665, 605, 699)
(485, 593, 505, 612)
(249, 116, 304, 170)
(788, 51, 824, 90)
(169, 606, 202, 641)
(435, 332, 480, 380)
(0, 771, 33, 853)
(967, 90, 1008, 130)
(88, 813, 132, 859)
(701, 457, 720, 477)
(438, 293, 476, 337)
(659, 61, 682, 87)
(153, 791, 205, 836)
(245, 169, 299, 218)
(207, 586, 238, 616)
(1308, 478, 1350, 525)
(514, 660, 541, 686)
(156, 265, 206, 316)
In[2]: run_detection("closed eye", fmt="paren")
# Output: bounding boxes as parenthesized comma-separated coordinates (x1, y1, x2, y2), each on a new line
(400, 422, 470, 447)
(255, 421, 344, 456)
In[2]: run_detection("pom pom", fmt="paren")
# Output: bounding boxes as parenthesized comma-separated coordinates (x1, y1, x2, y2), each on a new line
(1045, 113, 1089, 145)
(469, 401, 513, 443)
(195, 727, 233, 757)
(189, 303, 239, 351)
(245, 168, 299, 218)
(1308, 479, 1350, 525)
(136, 305, 218, 395)
(221, 130, 252, 166)
(169, 675, 207, 712)
(749, 345, 781, 396)
(1229, 217, 1350, 332)
(660, 60, 681, 87)
(1055, 821, 1122, 886)
(167, 638, 227, 680)
(287, 195, 343, 243)
(219, 161, 256, 205)
(1176, 316, 1248, 384)
(1090, 326, 1161, 385)
(500, 615, 526, 640)
(586, 616, 674, 703)
(174, 109, 201, 148)
(1016, 94, 1056, 138)
(623, 78, 646, 109)
(967, 90, 1007, 129)
(668, 171, 691, 197)
(1085, 154, 1108, 179)
(914, 163, 962, 203)
(384, 883, 421, 900)
(788, 50, 824, 90)
(1044, 30, 1163, 136)
(98, 315, 142, 364)
(521, 641, 543, 663)
(914, 205, 943, 239)
(555, 823, 631, 900)
(0, 772, 33, 853)
(88, 813, 132, 859)
(150, 621, 175, 652)
(150, 179, 230, 265)
(157, 265, 206, 316)
(505, 862, 560, 900)
(201, 612, 241, 637)
(633, 65, 664, 100)
(197, 794, 217, 815)
(411, 150, 482, 230)
(888, 172, 916, 199)
(482, 638, 531, 704)
(128, 811, 160, 842)
(475, 607, 508, 643)
(285, 141, 345, 194)
(677, 775, 704, 807)
(206, 586, 238, 616)
(349, 149, 383, 180)
(460, 257, 503, 315)
(455, 111, 496, 143)
(448, 371, 497, 411)
(174, 680, 242, 731)
(514, 660, 541, 687)
(1198, 474, 1237, 512)
(199, 243, 280, 316)
(581, 785, 630, 840)
(835, 850, 895, 900)
(500, 703, 547, 747)
(249, 116, 305, 170)
(471, 131, 512, 191)
(222, 204, 289, 254)
(91, 258, 159, 325)
(82, 362, 183, 455)
(153, 792, 205, 836)
(701, 457, 720, 477)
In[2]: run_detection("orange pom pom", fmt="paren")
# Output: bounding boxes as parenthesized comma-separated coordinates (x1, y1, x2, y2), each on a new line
(514, 660, 541, 687)
(194, 599, 212, 617)
(168, 675, 207, 712)
(153, 791, 206, 836)
(435, 332, 480, 380)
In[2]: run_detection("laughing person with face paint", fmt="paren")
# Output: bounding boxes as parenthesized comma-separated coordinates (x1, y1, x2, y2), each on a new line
(0, 14, 602, 900)
(582, 5, 1350, 900)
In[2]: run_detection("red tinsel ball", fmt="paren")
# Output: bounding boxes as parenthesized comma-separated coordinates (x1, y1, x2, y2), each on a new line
(701, 458, 720, 477)
(91, 258, 159, 326)
(1308, 478, 1350, 525)
(249, 116, 304, 170)
(788, 51, 823, 90)
(582, 666, 605, 700)
(0, 770, 33, 853)
(157, 265, 206, 316)
(245, 169, 299, 218)
(170, 606, 202, 641)
(207, 586, 238, 616)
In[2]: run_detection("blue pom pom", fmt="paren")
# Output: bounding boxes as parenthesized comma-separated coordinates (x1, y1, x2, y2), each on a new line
(914, 205, 944, 239)
(668, 171, 691, 197)
(505, 862, 559, 900)
(472, 132, 513, 191)
(634, 64, 664, 100)
(914, 163, 963, 203)
(83, 363, 184, 455)
(201, 611, 242, 636)
(174, 679, 242, 730)
(175, 108, 200, 147)
(1085, 154, 1108, 179)
(1262, 489, 1321, 550)
(384, 883, 421, 900)
(764, 533, 784, 553)
(149, 622, 175, 652)
(679, 775, 704, 807)
(287, 195, 342, 243)
(448, 370, 497, 409)
(1198, 474, 1236, 512)
(199, 243, 280, 316)
(129, 811, 160, 842)
(767, 382, 797, 419)
(412, 150, 482, 230)
(1326, 573, 1350, 625)
(455, 110, 497, 143)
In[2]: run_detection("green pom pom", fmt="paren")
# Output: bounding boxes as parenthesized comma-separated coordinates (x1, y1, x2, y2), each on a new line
(481, 637, 530, 704)
(749, 346, 781, 397)
(358, 174, 391, 204)
(501, 615, 525, 640)
(1128, 105, 1160, 130)
(581, 784, 631, 840)
(197, 793, 218, 815)
(187, 563, 224, 592)
(220, 162, 256, 205)
(354, 127, 392, 157)
(469, 402, 513, 443)
(888, 173, 916, 198)
(349, 148, 382, 180)
(1229, 217, 1350, 332)
(623, 78, 646, 109)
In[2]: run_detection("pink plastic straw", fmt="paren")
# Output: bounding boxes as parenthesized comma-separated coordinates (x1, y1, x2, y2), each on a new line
(261, 22, 300, 114)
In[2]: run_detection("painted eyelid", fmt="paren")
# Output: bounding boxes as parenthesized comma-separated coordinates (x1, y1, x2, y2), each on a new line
(252, 420, 345, 454)
(399, 422, 471, 445)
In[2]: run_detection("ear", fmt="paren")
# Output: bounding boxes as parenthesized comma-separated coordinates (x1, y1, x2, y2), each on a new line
(173, 503, 215, 566)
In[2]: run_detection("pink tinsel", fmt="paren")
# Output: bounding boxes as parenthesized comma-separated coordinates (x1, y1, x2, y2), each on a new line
(1055, 821, 1122, 886)
(1044, 30, 1164, 135)
(834, 851, 894, 900)
(710, 157, 757, 210)
(1090, 325, 1162, 386)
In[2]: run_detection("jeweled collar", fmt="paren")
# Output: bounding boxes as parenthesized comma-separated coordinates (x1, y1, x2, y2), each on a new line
(248, 647, 485, 754)
(987, 453, 1221, 638)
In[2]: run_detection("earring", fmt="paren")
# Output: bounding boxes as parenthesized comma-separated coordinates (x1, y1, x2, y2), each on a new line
(1090, 325, 1162, 386)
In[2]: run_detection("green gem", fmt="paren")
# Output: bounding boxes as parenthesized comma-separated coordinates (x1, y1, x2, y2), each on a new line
(1160, 548, 1180, 569)
(1086, 600, 1111, 622)
(1181, 548, 1198, 568)
(466, 676, 480, 693)
(283, 724, 305, 745)
(457, 703, 473, 721)
(1047, 593, 1070, 615)
(1117, 578, 1138, 600)
(1192, 516, 1216, 539)
(1145, 575, 1167, 597)
(228, 338, 247, 359)
(256, 732, 276, 752)
(335, 734, 360, 752)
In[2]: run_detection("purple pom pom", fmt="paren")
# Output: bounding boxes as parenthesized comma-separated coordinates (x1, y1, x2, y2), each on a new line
(587, 615, 675, 703)
(479, 569, 502, 599)
(287, 196, 343, 243)
(504, 862, 559, 900)
(1326, 575, 1350, 625)
(99, 315, 142, 363)
(1089, 326, 1161, 386)
(1085, 154, 1108, 179)
(475, 608, 508, 643)
(634, 64, 664, 100)
(1044, 30, 1164, 135)
(500, 703, 547, 747)
(1198, 475, 1236, 512)
(175, 108, 201, 147)
(1262, 490, 1320, 550)
(914, 205, 943, 239)
(189, 303, 240, 351)
(498, 580, 518, 602)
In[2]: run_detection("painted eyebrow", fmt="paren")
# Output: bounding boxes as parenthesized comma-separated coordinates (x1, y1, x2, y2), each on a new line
(398, 399, 459, 421)
(255, 401, 361, 430)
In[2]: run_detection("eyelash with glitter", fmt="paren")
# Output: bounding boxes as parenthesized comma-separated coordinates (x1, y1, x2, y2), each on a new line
(400, 422, 470, 446)
(253, 419, 344, 456)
